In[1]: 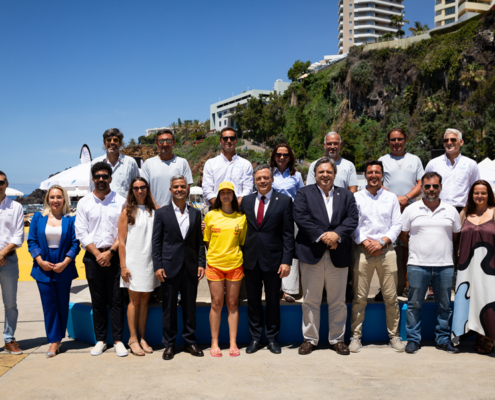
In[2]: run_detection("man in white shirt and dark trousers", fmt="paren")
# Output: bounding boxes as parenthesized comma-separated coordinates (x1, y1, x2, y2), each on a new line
(0, 171, 24, 355)
(90, 128, 140, 198)
(424, 128, 480, 212)
(400, 172, 461, 354)
(349, 160, 404, 353)
(75, 162, 128, 357)
(202, 127, 253, 207)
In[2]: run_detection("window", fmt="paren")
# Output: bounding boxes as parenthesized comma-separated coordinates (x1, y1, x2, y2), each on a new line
(350, 3, 353, 8)
(445, 6, 455, 15)
(349, 38, 353, 43)
(349, 21, 353, 25)
(446, 0, 455, 3)
(445, 17, 455, 24)
(349, 30, 353, 35)
(349, 12, 353, 17)
(435, 10, 442, 16)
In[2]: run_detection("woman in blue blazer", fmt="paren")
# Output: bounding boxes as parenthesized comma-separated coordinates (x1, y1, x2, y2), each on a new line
(28, 185, 80, 358)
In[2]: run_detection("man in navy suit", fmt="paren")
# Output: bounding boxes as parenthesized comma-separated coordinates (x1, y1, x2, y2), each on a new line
(240, 164, 294, 354)
(294, 157, 358, 356)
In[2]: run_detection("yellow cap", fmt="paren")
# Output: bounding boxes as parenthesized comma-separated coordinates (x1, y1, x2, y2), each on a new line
(217, 181, 235, 193)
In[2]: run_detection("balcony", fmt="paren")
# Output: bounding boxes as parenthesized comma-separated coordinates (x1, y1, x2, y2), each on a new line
(354, 0, 404, 10)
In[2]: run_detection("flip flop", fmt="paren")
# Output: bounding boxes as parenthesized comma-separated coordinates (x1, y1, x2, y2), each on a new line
(210, 347, 223, 357)
(229, 347, 241, 357)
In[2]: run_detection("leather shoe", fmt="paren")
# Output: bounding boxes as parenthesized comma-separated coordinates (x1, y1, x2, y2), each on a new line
(330, 342, 350, 355)
(246, 340, 263, 354)
(185, 344, 204, 357)
(267, 342, 282, 354)
(298, 340, 316, 355)
(162, 346, 175, 360)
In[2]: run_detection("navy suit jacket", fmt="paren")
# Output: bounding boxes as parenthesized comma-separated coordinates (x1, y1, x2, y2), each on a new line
(28, 212, 80, 282)
(152, 203, 206, 279)
(240, 190, 294, 272)
(293, 184, 358, 268)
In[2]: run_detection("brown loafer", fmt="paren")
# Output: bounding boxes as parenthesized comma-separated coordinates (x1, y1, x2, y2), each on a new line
(185, 344, 204, 357)
(162, 346, 175, 360)
(5, 340, 22, 355)
(330, 342, 350, 355)
(298, 340, 316, 355)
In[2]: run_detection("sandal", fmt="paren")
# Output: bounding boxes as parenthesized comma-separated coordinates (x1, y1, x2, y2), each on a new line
(128, 340, 145, 356)
(283, 293, 296, 303)
(210, 341, 222, 357)
(140, 338, 153, 354)
(229, 347, 241, 357)
(476, 334, 494, 354)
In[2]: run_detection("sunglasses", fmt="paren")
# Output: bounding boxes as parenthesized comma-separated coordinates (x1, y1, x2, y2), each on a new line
(157, 139, 173, 145)
(424, 184, 440, 190)
(0, 180, 5, 186)
(132, 185, 147, 192)
(444, 138, 457, 143)
(276, 153, 289, 158)
(389, 138, 404, 142)
(93, 174, 110, 180)
(105, 137, 120, 144)
(221, 136, 236, 142)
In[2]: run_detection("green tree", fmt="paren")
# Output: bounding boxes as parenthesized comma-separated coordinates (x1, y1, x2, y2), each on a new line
(287, 60, 311, 82)
(408, 21, 429, 36)
(389, 12, 409, 39)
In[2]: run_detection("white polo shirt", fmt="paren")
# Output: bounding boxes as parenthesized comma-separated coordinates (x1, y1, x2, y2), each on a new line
(401, 200, 461, 267)
(424, 153, 480, 208)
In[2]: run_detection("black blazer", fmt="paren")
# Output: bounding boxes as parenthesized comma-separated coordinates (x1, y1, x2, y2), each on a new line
(293, 184, 358, 268)
(152, 203, 206, 279)
(240, 190, 294, 272)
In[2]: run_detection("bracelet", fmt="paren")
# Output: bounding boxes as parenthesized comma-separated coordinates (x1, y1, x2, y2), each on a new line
(405, 195, 410, 201)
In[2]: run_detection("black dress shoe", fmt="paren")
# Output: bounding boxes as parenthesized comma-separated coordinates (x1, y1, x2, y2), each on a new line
(185, 344, 204, 357)
(162, 346, 175, 360)
(267, 342, 282, 354)
(246, 341, 262, 354)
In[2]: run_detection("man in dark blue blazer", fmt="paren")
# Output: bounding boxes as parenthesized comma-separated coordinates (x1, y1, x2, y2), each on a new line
(240, 164, 294, 354)
(294, 157, 358, 356)
(152, 175, 206, 361)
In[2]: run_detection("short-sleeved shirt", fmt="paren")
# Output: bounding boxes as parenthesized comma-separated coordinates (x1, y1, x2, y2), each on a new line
(401, 200, 461, 267)
(306, 157, 358, 189)
(141, 155, 193, 208)
(379, 153, 424, 200)
(272, 168, 304, 200)
(203, 209, 247, 271)
(90, 153, 140, 198)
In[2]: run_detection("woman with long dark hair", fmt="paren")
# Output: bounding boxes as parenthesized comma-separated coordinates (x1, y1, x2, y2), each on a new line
(203, 182, 247, 357)
(452, 180, 495, 354)
(118, 177, 158, 356)
(270, 143, 304, 302)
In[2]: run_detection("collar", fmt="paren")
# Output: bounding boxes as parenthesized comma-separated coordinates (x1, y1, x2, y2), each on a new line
(274, 167, 290, 177)
(364, 186, 384, 198)
(389, 152, 407, 160)
(105, 153, 124, 165)
(0, 196, 7, 207)
(172, 201, 188, 214)
(92, 190, 113, 202)
(221, 152, 238, 163)
(443, 152, 462, 166)
(419, 199, 446, 213)
(317, 185, 335, 199)
(257, 189, 273, 201)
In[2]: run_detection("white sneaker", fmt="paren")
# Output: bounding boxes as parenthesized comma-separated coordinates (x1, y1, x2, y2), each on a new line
(389, 337, 405, 352)
(349, 337, 362, 353)
(114, 342, 128, 357)
(90, 341, 107, 356)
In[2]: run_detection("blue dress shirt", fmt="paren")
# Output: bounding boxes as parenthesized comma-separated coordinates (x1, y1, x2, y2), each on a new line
(272, 168, 304, 200)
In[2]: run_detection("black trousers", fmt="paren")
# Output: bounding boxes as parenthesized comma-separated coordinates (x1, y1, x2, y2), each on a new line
(84, 251, 124, 342)
(244, 262, 282, 343)
(161, 266, 198, 347)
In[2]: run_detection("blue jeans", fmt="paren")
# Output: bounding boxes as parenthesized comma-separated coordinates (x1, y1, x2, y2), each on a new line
(0, 254, 19, 343)
(406, 265, 454, 345)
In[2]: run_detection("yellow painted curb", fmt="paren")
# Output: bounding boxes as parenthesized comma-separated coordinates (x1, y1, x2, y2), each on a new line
(0, 354, 28, 377)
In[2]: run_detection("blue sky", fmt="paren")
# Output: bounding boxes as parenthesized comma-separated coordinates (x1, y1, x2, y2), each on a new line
(0, 0, 433, 192)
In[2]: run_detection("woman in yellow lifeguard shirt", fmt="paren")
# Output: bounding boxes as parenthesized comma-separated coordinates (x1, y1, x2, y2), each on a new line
(203, 181, 247, 357)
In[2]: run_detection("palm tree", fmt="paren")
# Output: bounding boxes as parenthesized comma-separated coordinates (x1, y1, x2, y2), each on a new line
(389, 12, 409, 39)
(408, 21, 429, 36)
(380, 32, 394, 42)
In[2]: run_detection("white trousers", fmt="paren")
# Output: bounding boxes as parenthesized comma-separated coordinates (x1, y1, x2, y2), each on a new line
(282, 223, 299, 295)
(301, 251, 348, 345)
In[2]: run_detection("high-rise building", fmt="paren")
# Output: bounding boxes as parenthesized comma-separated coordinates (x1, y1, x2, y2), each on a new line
(434, 0, 494, 27)
(338, 0, 405, 55)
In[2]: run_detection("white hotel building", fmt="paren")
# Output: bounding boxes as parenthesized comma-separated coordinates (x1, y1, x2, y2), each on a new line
(338, 0, 405, 55)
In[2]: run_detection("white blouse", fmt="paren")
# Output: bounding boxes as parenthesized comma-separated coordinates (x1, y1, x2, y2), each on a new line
(45, 224, 62, 249)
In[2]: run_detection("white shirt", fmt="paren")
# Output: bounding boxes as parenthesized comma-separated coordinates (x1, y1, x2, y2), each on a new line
(0, 197, 24, 251)
(254, 189, 273, 218)
(315, 185, 336, 243)
(307, 157, 358, 189)
(75, 191, 126, 249)
(173, 201, 189, 239)
(379, 153, 424, 201)
(202, 153, 254, 201)
(45, 224, 62, 249)
(424, 153, 480, 207)
(90, 153, 140, 198)
(402, 200, 461, 267)
(352, 187, 402, 244)
(141, 155, 193, 208)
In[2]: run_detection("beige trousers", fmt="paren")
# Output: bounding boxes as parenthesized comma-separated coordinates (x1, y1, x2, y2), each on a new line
(351, 245, 400, 339)
(301, 251, 348, 345)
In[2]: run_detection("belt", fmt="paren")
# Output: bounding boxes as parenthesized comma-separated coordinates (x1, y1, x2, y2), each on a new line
(6, 250, 15, 257)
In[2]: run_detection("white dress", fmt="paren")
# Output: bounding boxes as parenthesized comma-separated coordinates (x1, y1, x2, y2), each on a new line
(120, 205, 160, 292)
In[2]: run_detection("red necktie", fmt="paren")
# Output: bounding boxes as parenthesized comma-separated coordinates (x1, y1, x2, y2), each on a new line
(257, 195, 266, 228)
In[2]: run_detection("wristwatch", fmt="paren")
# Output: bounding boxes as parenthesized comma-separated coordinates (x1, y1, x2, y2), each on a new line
(379, 239, 386, 248)
(109, 248, 116, 256)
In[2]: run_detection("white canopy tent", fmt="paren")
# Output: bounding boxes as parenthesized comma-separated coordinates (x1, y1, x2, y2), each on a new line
(6, 187, 24, 197)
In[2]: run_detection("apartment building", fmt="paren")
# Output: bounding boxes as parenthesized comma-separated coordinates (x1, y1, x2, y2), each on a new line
(338, 0, 405, 55)
(435, 0, 494, 27)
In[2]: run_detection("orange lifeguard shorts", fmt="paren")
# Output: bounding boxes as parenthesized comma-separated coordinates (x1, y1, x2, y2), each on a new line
(206, 265, 244, 282)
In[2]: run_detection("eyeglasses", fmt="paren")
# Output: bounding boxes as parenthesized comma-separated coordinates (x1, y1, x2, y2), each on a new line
(276, 153, 289, 158)
(132, 185, 147, 192)
(93, 174, 110, 180)
(105, 137, 120, 144)
(444, 138, 457, 143)
(389, 138, 404, 142)
(0, 180, 5, 186)
(157, 139, 173, 145)
(221, 136, 236, 142)
(424, 184, 440, 190)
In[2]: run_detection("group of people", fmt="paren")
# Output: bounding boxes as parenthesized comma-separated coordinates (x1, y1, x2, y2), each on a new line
(0, 124, 493, 360)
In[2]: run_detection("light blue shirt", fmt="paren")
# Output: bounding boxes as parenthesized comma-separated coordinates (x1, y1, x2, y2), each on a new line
(272, 168, 304, 200)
